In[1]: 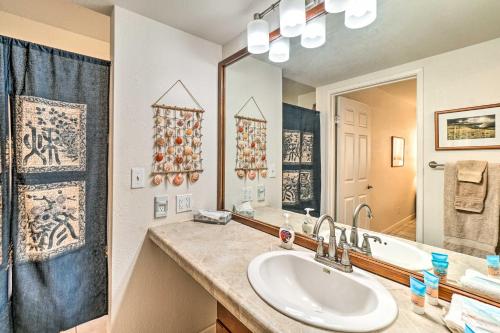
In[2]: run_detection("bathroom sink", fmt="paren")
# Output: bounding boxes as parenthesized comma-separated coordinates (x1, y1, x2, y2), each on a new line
(247, 251, 398, 332)
(320, 228, 433, 272)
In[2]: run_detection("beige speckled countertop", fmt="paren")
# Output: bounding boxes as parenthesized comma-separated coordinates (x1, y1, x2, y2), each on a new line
(149, 220, 450, 333)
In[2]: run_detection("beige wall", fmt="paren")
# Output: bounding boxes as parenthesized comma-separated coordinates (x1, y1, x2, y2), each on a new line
(344, 85, 417, 232)
(318, 37, 500, 247)
(111, 6, 221, 332)
(0, 10, 110, 60)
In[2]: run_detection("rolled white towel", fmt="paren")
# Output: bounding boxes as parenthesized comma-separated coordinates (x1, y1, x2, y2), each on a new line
(444, 294, 500, 333)
(459, 269, 500, 302)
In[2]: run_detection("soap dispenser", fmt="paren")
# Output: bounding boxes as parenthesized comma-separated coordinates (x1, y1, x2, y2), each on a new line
(279, 213, 295, 250)
(302, 208, 315, 236)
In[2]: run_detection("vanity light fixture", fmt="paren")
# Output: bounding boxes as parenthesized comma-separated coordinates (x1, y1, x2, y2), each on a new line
(247, 14, 270, 54)
(324, 0, 351, 13)
(301, 14, 326, 48)
(246, 0, 377, 57)
(269, 37, 290, 63)
(280, 0, 306, 37)
(345, 0, 377, 29)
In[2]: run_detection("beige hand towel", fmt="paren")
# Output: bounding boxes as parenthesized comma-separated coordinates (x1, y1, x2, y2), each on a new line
(454, 160, 488, 213)
(444, 163, 500, 257)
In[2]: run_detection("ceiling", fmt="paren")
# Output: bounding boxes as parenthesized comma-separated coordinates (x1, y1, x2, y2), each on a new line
(72, 0, 277, 45)
(255, 0, 500, 87)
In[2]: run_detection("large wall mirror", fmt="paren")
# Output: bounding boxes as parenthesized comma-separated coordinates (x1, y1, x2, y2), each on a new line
(218, 0, 500, 306)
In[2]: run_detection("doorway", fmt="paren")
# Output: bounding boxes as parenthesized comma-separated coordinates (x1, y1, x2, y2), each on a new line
(336, 79, 418, 241)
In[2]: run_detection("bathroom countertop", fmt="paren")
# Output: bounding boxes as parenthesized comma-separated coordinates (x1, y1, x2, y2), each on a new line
(149, 220, 450, 333)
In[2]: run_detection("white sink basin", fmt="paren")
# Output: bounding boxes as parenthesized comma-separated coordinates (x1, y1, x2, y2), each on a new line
(320, 228, 432, 272)
(248, 251, 398, 332)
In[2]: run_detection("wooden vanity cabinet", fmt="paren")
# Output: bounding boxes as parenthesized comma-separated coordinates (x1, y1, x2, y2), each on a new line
(217, 302, 252, 333)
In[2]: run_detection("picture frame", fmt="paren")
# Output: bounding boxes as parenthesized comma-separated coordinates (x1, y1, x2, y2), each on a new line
(434, 103, 500, 150)
(391, 136, 405, 167)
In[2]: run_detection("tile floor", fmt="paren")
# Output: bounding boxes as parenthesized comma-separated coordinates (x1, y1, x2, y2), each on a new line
(60, 315, 107, 333)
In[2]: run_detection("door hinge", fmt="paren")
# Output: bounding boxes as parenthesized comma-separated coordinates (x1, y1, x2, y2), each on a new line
(334, 115, 341, 124)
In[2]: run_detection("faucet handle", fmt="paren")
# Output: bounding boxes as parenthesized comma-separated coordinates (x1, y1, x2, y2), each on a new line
(340, 244, 353, 272)
(335, 226, 347, 248)
(361, 233, 383, 256)
(316, 236, 325, 257)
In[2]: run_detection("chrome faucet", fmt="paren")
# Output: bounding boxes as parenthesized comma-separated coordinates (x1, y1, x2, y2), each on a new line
(350, 203, 373, 248)
(312, 214, 353, 273)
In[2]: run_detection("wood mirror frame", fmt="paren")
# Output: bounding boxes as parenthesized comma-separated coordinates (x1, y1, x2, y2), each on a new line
(217, 2, 499, 307)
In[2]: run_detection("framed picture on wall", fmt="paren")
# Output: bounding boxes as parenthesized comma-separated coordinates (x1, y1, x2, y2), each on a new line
(434, 103, 500, 150)
(391, 136, 405, 167)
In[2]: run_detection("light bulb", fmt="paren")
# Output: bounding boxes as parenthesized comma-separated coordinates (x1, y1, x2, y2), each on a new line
(269, 38, 290, 63)
(301, 15, 326, 49)
(247, 17, 270, 54)
(324, 0, 351, 13)
(345, 0, 377, 29)
(279, 0, 306, 38)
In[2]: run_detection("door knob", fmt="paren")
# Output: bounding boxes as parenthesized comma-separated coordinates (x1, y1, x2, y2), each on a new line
(367, 185, 373, 189)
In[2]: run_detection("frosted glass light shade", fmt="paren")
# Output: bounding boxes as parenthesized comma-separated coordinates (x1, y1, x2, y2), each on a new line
(345, 0, 377, 29)
(279, 0, 306, 37)
(325, 0, 351, 13)
(269, 38, 290, 63)
(301, 15, 326, 48)
(247, 19, 270, 54)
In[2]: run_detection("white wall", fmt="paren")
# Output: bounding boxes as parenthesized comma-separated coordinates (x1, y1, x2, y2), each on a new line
(317, 37, 500, 247)
(224, 57, 282, 210)
(112, 6, 221, 331)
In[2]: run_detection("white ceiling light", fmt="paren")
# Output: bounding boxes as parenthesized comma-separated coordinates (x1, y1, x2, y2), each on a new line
(269, 38, 290, 63)
(345, 0, 377, 29)
(301, 15, 326, 48)
(325, 0, 351, 13)
(279, 0, 306, 37)
(247, 15, 270, 54)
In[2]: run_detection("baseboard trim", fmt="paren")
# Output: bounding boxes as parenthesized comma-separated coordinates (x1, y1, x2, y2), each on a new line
(382, 214, 416, 234)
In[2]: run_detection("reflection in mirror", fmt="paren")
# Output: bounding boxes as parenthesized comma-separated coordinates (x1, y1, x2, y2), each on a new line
(223, 1, 500, 303)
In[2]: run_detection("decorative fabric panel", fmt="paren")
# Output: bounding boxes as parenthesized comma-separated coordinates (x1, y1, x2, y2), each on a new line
(0, 36, 12, 332)
(15, 96, 86, 173)
(282, 103, 321, 217)
(17, 181, 86, 263)
(2, 35, 109, 333)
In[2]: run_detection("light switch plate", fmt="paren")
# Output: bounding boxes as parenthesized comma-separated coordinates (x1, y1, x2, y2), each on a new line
(154, 195, 168, 218)
(268, 163, 276, 178)
(131, 167, 145, 189)
(176, 194, 193, 213)
(241, 187, 252, 202)
(257, 184, 265, 201)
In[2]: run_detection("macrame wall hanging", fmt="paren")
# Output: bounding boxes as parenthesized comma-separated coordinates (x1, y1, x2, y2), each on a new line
(152, 80, 204, 186)
(234, 96, 267, 180)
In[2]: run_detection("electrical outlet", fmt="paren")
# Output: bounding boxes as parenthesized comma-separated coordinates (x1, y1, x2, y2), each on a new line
(131, 167, 145, 189)
(176, 194, 193, 213)
(257, 184, 265, 201)
(154, 195, 168, 218)
(241, 187, 252, 202)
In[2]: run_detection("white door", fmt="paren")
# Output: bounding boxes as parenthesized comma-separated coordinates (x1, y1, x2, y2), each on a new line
(337, 97, 372, 229)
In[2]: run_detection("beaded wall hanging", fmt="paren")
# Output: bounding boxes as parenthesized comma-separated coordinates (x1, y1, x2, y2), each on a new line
(234, 97, 267, 180)
(152, 80, 203, 186)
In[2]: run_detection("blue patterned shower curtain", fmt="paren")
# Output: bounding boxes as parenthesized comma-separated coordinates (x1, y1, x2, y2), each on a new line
(1, 36, 109, 332)
(282, 103, 321, 217)
(0, 36, 12, 332)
